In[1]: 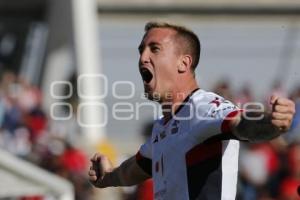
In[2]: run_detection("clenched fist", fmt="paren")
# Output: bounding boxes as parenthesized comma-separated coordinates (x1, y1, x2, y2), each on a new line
(88, 153, 114, 188)
(270, 95, 295, 133)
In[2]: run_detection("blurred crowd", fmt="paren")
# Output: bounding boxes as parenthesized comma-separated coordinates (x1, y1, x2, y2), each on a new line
(213, 80, 300, 200)
(1, 71, 300, 200)
(0, 71, 93, 200)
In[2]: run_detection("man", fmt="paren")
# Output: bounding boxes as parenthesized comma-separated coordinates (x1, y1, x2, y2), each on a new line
(88, 22, 295, 200)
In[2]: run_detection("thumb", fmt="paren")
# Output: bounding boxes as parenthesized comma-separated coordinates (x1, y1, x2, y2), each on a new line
(270, 95, 279, 105)
(100, 156, 113, 172)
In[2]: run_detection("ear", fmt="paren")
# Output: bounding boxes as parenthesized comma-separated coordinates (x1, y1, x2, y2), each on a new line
(178, 55, 192, 73)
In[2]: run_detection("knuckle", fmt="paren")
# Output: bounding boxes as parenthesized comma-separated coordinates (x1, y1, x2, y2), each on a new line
(96, 153, 102, 158)
(274, 105, 280, 112)
(289, 99, 295, 105)
(272, 120, 279, 126)
(92, 153, 99, 160)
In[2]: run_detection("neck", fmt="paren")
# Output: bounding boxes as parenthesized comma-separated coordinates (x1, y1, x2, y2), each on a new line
(161, 81, 199, 123)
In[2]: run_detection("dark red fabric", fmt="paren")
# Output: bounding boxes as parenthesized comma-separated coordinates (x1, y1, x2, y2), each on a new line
(186, 141, 222, 166)
(137, 179, 154, 200)
(221, 110, 243, 133)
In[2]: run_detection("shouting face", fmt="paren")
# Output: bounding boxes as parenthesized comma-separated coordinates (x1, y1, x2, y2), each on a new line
(138, 28, 181, 102)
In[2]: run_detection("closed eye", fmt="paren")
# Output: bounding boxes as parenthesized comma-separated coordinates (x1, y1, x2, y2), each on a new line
(138, 42, 161, 54)
(150, 45, 160, 53)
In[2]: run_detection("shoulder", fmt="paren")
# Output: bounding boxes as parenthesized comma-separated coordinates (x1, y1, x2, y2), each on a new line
(191, 89, 227, 105)
(190, 89, 238, 118)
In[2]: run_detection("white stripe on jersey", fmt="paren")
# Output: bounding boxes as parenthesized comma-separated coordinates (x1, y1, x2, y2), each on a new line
(221, 140, 240, 200)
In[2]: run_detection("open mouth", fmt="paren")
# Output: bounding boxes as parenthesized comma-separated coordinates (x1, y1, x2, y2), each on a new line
(140, 68, 153, 83)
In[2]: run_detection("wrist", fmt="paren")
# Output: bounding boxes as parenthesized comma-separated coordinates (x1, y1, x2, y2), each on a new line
(102, 169, 122, 187)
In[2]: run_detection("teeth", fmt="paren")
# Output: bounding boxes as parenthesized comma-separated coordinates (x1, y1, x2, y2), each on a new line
(141, 68, 153, 83)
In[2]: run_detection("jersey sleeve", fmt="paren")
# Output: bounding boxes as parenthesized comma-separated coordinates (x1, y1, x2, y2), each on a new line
(136, 137, 152, 176)
(190, 94, 242, 143)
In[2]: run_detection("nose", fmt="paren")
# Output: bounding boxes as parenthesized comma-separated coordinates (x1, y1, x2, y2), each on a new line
(139, 48, 150, 66)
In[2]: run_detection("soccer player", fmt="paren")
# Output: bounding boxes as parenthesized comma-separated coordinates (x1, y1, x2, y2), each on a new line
(88, 22, 295, 200)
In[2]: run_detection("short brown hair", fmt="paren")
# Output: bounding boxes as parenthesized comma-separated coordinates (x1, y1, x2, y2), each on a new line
(144, 22, 201, 71)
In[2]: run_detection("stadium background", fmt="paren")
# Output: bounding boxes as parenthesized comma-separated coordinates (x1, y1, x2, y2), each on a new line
(0, 0, 300, 199)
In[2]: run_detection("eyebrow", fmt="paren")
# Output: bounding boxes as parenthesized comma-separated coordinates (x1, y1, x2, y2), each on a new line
(149, 42, 161, 47)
